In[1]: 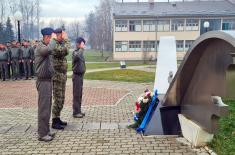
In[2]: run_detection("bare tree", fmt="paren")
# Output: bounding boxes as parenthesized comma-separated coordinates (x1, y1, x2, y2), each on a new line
(85, 0, 114, 54)
(48, 18, 66, 29)
(0, 0, 6, 23)
(67, 20, 81, 41)
(86, 12, 96, 49)
(6, 0, 40, 40)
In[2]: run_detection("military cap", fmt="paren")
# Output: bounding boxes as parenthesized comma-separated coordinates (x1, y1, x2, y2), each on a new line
(41, 27, 54, 36)
(54, 28, 63, 34)
(76, 37, 86, 44)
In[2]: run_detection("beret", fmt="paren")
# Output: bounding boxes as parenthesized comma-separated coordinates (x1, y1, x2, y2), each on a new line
(54, 28, 63, 34)
(76, 37, 86, 44)
(41, 27, 54, 36)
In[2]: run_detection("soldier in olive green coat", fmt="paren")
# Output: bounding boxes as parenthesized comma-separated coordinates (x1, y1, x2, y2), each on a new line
(35, 27, 55, 142)
(72, 37, 86, 118)
(0, 45, 10, 81)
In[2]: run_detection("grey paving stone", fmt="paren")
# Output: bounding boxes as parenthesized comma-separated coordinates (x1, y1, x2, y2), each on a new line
(0, 124, 14, 134)
(83, 123, 101, 130)
(101, 123, 118, 129)
(64, 123, 83, 131)
(25, 125, 37, 134)
(118, 122, 132, 129)
(8, 124, 30, 133)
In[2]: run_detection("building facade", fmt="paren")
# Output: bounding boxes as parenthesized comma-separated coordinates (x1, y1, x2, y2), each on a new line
(112, 1, 235, 60)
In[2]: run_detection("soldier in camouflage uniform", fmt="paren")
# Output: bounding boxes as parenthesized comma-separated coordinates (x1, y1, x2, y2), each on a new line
(35, 27, 55, 142)
(51, 28, 70, 130)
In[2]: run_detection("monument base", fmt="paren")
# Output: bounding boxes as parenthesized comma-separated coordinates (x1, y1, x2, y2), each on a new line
(178, 114, 214, 147)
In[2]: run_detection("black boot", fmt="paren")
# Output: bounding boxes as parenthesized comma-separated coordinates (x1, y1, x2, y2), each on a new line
(52, 118, 64, 130)
(58, 118, 67, 126)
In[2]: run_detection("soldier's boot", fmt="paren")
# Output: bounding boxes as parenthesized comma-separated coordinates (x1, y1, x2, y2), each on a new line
(52, 118, 64, 130)
(58, 118, 67, 126)
(38, 135, 54, 142)
(73, 113, 84, 118)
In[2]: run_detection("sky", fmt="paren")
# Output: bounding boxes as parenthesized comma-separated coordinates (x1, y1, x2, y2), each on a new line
(40, 0, 191, 24)
(40, 0, 98, 24)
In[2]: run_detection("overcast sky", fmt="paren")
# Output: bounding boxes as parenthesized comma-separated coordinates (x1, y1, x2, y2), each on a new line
(39, 0, 195, 24)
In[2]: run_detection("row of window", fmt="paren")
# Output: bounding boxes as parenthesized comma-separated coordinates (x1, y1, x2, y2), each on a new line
(115, 40, 194, 52)
(222, 19, 235, 30)
(115, 19, 235, 32)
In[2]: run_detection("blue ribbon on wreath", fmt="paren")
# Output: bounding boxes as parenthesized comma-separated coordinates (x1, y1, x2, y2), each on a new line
(136, 89, 159, 133)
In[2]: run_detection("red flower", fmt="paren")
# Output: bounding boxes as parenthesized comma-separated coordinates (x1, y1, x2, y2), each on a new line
(135, 102, 141, 112)
(146, 92, 151, 97)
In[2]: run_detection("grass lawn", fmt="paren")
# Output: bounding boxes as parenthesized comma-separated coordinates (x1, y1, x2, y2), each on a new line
(67, 62, 149, 71)
(210, 68, 235, 155)
(209, 99, 235, 155)
(83, 69, 155, 83)
(66, 49, 112, 62)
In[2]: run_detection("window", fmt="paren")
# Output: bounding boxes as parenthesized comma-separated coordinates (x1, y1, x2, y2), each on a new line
(143, 20, 156, 32)
(115, 41, 128, 52)
(115, 20, 128, 32)
(222, 19, 235, 30)
(129, 41, 142, 52)
(129, 20, 142, 32)
(185, 40, 194, 51)
(171, 19, 185, 31)
(143, 41, 156, 52)
(157, 20, 170, 31)
(186, 19, 199, 31)
(176, 40, 184, 52)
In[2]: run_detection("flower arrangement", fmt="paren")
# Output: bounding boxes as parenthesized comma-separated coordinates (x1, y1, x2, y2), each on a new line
(129, 89, 156, 129)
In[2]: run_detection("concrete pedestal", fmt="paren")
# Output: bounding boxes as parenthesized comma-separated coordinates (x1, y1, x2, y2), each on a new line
(178, 114, 214, 147)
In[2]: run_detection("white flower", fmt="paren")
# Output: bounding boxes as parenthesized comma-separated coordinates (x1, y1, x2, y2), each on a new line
(143, 98, 149, 104)
(138, 96, 144, 103)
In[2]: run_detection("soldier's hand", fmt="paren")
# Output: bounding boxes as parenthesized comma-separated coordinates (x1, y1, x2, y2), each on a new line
(62, 31, 68, 40)
(80, 42, 85, 49)
(51, 33, 57, 40)
(49, 39, 56, 50)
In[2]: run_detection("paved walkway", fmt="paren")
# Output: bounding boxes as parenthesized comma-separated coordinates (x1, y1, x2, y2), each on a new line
(0, 80, 209, 155)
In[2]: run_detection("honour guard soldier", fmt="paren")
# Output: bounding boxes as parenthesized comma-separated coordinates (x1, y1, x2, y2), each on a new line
(51, 28, 70, 130)
(35, 27, 55, 142)
(0, 44, 10, 81)
(72, 37, 86, 118)
(21, 41, 33, 80)
(9, 40, 21, 80)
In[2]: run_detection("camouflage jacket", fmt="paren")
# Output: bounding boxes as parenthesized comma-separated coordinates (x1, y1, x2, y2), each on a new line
(51, 38, 70, 74)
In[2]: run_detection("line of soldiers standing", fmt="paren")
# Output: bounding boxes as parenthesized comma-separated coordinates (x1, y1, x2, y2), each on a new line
(0, 40, 38, 81)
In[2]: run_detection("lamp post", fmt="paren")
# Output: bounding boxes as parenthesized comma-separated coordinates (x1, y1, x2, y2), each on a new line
(14, 11, 23, 43)
(203, 21, 210, 33)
